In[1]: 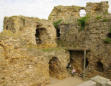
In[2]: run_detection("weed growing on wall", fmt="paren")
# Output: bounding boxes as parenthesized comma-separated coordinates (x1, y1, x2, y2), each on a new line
(78, 16, 88, 30)
(104, 37, 111, 44)
(96, 16, 102, 20)
(53, 19, 62, 29)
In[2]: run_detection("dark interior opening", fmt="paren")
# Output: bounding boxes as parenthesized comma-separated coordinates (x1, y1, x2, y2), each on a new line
(85, 58, 89, 68)
(35, 29, 42, 44)
(82, 58, 89, 68)
(107, 33, 111, 38)
(35, 25, 48, 44)
(68, 50, 84, 73)
(97, 61, 104, 72)
(6, 26, 8, 30)
(56, 28, 60, 39)
(49, 57, 60, 76)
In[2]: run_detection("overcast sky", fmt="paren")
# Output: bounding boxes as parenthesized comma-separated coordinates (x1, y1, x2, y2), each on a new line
(0, 0, 110, 31)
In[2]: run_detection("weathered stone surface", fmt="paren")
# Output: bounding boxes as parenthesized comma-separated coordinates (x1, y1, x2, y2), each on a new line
(48, 5, 84, 23)
(0, 31, 70, 86)
(106, 81, 111, 86)
(77, 80, 96, 86)
(86, 1, 109, 15)
(90, 75, 110, 86)
(4, 16, 57, 47)
(49, 1, 111, 80)
(1, 1, 111, 86)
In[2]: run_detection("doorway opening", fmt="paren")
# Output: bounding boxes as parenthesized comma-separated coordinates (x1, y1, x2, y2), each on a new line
(49, 57, 61, 77)
(69, 50, 84, 73)
(56, 28, 60, 39)
(96, 61, 104, 72)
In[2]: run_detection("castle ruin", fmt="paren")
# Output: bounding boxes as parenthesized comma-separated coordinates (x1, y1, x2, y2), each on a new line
(0, 1, 111, 86)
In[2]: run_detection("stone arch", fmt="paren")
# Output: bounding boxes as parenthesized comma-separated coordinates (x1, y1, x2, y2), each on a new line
(49, 57, 61, 77)
(35, 26, 48, 44)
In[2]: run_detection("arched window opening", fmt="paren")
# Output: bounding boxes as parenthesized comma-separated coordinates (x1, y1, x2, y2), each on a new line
(79, 9, 86, 17)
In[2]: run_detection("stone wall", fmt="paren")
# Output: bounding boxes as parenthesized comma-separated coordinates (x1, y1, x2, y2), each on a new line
(0, 32, 70, 86)
(48, 6, 84, 23)
(86, 1, 109, 15)
(4, 16, 57, 47)
(49, 1, 111, 79)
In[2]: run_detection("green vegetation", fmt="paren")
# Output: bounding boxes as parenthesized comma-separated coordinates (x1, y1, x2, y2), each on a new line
(96, 16, 102, 20)
(78, 16, 88, 30)
(53, 19, 62, 29)
(104, 28, 111, 44)
(102, 18, 109, 22)
(104, 37, 111, 44)
(104, 11, 108, 15)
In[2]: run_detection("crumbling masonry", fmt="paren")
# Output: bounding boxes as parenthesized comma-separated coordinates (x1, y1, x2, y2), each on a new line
(0, 1, 111, 86)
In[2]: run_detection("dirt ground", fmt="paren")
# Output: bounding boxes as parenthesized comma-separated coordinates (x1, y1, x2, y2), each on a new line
(46, 76, 83, 86)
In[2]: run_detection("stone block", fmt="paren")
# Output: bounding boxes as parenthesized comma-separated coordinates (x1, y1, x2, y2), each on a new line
(77, 80, 96, 86)
(105, 81, 111, 86)
(90, 75, 110, 86)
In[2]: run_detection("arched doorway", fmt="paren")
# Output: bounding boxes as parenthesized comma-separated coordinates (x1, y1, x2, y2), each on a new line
(49, 57, 61, 77)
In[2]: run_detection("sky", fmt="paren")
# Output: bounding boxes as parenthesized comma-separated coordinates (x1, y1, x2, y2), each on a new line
(0, 0, 110, 31)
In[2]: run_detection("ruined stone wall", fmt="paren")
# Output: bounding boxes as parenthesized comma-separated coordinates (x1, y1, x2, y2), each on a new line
(4, 16, 57, 47)
(58, 24, 86, 48)
(84, 15, 111, 79)
(49, 1, 111, 79)
(48, 6, 84, 23)
(0, 32, 70, 86)
(86, 1, 109, 15)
